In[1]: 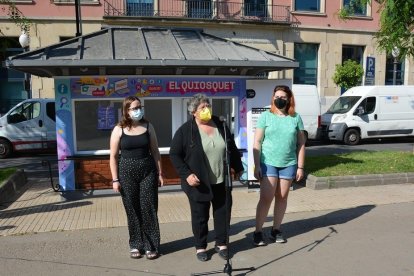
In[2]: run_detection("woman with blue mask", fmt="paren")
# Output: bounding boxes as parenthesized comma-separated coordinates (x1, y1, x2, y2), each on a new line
(109, 96, 163, 260)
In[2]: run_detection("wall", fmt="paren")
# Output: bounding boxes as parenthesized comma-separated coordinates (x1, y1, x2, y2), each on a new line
(74, 156, 180, 190)
(0, 1, 103, 99)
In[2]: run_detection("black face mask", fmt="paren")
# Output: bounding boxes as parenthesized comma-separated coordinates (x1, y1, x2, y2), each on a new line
(274, 98, 288, 109)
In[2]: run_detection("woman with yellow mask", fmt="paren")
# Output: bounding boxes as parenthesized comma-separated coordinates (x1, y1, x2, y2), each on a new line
(170, 93, 244, 262)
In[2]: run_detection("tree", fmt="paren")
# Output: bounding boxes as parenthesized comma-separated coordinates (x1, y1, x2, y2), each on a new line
(339, 0, 414, 58)
(332, 60, 364, 90)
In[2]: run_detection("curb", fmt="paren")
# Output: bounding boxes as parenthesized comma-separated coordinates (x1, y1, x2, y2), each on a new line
(306, 172, 414, 190)
(0, 169, 27, 205)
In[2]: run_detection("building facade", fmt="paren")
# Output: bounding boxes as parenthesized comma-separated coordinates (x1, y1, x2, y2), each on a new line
(1, 0, 413, 113)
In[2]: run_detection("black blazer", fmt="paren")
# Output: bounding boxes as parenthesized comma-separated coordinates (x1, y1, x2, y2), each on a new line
(170, 116, 244, 202)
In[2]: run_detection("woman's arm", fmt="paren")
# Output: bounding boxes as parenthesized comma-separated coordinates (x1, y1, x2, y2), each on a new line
(148, 123, 164, 186)
(109, 126, 121, 192)
(170, 126, 193, 181)
(253, 128, 265, 180)
(296, 130, 306, 181)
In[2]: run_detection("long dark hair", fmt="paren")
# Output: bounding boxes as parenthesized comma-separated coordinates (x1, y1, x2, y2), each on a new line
(270, 85, 296, 116)
(118, 96, 147, 128)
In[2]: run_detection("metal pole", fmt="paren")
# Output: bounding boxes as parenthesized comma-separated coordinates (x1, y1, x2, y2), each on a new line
(75, 0, 82, 37)
(392, 57, 397, 85)
(23, 47, 31, 99)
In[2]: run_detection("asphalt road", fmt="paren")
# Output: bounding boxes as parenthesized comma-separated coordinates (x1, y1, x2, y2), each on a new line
(306, 137, 414, 156)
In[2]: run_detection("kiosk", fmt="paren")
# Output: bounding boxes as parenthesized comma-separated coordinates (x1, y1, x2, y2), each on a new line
(5, 27, 298, 191)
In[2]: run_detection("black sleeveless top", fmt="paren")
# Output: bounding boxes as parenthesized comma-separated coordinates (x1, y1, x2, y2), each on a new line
(120, 123, 151, 159)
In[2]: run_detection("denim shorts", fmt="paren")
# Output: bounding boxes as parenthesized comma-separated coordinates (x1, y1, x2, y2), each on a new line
(260, 163, 297, 180)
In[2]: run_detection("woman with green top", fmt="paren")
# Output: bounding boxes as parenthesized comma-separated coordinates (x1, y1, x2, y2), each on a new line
(252, 85, 306, 246)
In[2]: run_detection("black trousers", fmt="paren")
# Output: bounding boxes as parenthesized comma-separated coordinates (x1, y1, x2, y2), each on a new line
(188, 183, 232, 250)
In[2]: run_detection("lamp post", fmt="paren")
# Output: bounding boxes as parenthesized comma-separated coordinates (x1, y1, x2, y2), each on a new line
(391, 46, 400, 86)
(75, 0, 82, 37)
(18, 30, 31, 99)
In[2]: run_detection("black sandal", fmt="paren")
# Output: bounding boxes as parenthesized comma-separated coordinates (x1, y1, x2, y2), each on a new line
(215, 246, 228, 260)
(130, 249, 142, 259)
(196, 251, 208, 262)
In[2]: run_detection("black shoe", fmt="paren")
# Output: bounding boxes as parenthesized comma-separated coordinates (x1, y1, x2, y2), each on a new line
(253, 231, 267, 246)
(270, 229, 286, 243)
(196, 251, 208, 262)
(215, 246, 228, 260)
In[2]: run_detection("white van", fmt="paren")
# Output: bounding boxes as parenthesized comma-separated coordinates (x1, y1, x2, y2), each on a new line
(292, 84, 322, 140)
(321, 85, 414, 145)
(246, 80, 322, 141)
(0, 98, 56, 158)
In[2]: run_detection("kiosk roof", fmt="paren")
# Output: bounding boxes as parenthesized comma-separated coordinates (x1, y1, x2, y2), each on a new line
(6, 27, 298, 77)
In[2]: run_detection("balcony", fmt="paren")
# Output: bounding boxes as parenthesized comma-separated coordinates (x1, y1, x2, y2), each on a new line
(104, 0, 292, 24)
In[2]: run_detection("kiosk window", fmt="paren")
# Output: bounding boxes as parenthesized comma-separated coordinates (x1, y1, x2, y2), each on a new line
(143, 99, 172, 147)
(74, 100, 123, 151)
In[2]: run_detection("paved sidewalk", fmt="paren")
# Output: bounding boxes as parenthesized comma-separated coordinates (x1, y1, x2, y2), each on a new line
(1, 177, 414, 237)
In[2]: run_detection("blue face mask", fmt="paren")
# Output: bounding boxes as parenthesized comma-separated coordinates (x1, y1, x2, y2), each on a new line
(130, 109, 144, 121)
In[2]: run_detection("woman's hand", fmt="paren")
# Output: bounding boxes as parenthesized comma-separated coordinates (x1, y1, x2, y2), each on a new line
(186, 173, 200, 187)
(158, 175, 164, 187)
(254, 166, 262, 180)
(296, 168, 305, 182)
(113, 181, 121, 193)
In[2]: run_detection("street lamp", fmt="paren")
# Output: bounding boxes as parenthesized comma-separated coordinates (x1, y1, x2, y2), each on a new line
(18, 30, 30, 48)
(391, 46, 400, 86)
(19, 30, 31, 99)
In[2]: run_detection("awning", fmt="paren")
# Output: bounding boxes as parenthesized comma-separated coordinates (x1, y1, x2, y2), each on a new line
(5, 26, 298, 77)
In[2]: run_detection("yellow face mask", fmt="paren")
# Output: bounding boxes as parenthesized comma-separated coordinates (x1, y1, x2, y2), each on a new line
(198, 107, 212, 122)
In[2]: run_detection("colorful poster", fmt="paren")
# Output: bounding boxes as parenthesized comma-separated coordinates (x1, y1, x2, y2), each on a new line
(97, 106, 116, 130)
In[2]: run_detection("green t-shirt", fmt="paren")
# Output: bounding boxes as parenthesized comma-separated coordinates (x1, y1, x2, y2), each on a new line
(256, 110, 304, 167)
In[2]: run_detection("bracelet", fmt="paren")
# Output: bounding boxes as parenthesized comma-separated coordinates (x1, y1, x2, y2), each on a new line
(112, 179, 120, 183)
(297, 167, 304, 170)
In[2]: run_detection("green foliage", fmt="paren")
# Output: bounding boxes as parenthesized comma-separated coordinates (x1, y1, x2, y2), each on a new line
(338, 0, 414, 58)
(332, 60, 364, 90)
(0, 168, 17, 187)
(306, 151, 414, 177)
(0, 0, 31, 34)
(375, 0, 414, 58)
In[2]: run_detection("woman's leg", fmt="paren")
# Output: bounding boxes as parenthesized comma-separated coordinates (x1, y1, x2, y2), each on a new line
(272, 178, 292, 230)
(139, 165, 160, 253)
(188, 198, 210, 251)
(119, 158, 143, 251)
(211, 183, 231, 247)
(255, 176, 278, 232)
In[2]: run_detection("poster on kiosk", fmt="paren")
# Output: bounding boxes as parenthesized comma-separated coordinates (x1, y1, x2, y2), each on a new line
(245, 79, 292, 185)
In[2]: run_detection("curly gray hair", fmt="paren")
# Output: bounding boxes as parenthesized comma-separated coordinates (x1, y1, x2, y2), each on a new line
(187, 93, 210, 114)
